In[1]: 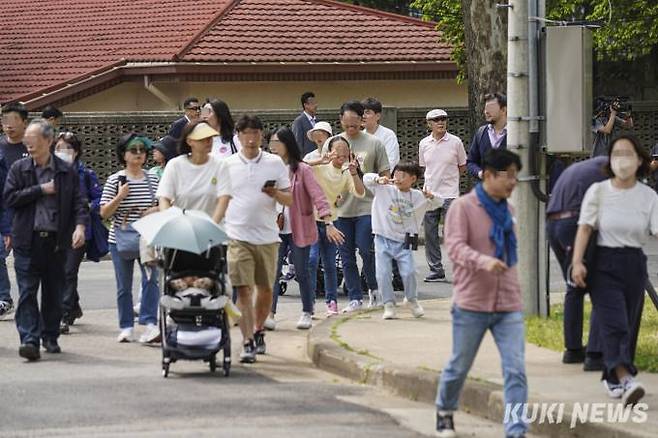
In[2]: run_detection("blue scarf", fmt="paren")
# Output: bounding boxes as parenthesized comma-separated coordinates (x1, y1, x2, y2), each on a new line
(475, 183, 518, 267)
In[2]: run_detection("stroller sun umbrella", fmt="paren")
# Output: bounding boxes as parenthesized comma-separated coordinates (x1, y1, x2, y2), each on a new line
(132, 207, 228, 254)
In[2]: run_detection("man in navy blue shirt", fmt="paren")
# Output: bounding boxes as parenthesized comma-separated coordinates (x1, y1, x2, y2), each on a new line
(546, 156, 607, 371)
(466, 93, 507, 179)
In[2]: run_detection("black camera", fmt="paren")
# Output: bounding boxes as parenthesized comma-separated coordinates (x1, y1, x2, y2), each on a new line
(595, 96, 632, 120)
(404, 233, 419, 250)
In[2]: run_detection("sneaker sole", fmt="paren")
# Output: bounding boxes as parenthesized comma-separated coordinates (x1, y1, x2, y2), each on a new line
(623, 385, 646, 406)
(602, 380, 623, 399)
(424, 278, 445, 283)
(240, 356, 257, 364)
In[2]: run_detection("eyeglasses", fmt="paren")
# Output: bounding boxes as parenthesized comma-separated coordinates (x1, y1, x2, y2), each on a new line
(126, 147, 146, 154)
(186, 106, 201, 112)
(429, 117, 448, 122)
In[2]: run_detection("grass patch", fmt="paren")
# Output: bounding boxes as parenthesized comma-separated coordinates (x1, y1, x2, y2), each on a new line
(330, 316, 382, 361)
(525, 299, 658, 372)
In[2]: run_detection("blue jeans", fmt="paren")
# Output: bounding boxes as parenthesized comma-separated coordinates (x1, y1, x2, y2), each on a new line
(109, 244, 159, 329)
(437, 306, 528, 437)
(335, 215, 377, 302)
(272, 234, 314, 314)
(309, 222, 338, 303)
(0, 243, 12, 303)
(374, 235, 417, 304)
(14, 235, 65, 345)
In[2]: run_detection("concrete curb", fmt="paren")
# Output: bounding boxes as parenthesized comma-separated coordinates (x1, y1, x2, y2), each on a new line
(307, 313, 651, 438)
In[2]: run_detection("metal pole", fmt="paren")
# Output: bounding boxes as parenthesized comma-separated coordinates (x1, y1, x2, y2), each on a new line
(508, 0, 541, 315)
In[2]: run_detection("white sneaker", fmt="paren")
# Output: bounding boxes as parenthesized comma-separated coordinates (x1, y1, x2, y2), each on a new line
(341, 300, 363, 314)
(296, 312, 312, 330)
(139, 324, 161, 344)
(621, 379, 646, 406)
(264, 314, 276, 331)
(382, 302, 397, 319)
(368, 289, 383, 308)
(408, 299, 424, 318)
(117, 328, 134, 343)
(602, 379, 624, 399)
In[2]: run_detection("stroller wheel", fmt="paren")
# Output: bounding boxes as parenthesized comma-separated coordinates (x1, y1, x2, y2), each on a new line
(209, 354, 217, 373)
(278, 281, 287, 296)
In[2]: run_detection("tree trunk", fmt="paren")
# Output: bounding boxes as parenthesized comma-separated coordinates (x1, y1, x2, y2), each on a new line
(460, 0, 508, 133)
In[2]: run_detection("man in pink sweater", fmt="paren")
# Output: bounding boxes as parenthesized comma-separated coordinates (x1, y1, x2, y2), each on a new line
(435, 149, 528, 438)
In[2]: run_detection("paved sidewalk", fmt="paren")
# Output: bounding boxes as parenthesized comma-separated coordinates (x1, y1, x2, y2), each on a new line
(308, 299, 657, 437)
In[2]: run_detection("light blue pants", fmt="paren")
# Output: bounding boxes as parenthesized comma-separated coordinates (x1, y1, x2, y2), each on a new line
(437, 305, 528, 437)
(373, 234, 417, 304)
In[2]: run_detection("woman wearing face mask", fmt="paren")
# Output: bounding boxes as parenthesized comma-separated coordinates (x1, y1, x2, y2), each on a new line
(572, 134, 658, 407)
(54, 132, 103, 334)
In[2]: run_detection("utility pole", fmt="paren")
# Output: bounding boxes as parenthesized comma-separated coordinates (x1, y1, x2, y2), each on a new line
(507, 0, 544, 315)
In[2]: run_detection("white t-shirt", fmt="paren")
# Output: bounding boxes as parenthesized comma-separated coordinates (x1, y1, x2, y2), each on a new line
(211, 134, 242, 160)
(304, 149, 321, 162)
(223, 151, 291, 244)
(363, 173, 442, 243)
(156, 155, 231, 217)
(373, 125, 400, 170)
(579, 179, 658, 248)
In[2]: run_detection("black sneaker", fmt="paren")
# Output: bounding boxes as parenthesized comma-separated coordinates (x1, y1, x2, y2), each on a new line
(436, 412, 456, 438)
(18, 343, 40, 361)
(254, 330, 266, 355)
(240, 340, 257, 364)
(424, 270, 446, 282)
(67, 306, 83, 325)
(0, 300, 14, 320)
(562, 348, 585, 364)
(583, 353, 604, 371)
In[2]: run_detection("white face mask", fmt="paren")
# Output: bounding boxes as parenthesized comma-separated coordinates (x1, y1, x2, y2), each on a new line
(55, 150, 74, 164)
(610, 156, 639, 180)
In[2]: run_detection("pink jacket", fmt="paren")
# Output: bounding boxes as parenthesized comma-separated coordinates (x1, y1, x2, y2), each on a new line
(289, 162, 332, 248)
(444, 189, 523, 313)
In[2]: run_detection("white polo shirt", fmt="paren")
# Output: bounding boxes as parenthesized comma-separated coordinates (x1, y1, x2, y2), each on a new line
(223, 150, 290, 244)
(418, 132, 466, 199)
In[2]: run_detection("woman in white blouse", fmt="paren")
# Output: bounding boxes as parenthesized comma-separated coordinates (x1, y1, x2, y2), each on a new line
(572, 134, 657, 407)
(201, 99, 241, 161)
(157, 121, 231, 219)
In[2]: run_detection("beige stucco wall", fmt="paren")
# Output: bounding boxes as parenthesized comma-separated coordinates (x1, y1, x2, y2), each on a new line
(61, 79, 468, 112)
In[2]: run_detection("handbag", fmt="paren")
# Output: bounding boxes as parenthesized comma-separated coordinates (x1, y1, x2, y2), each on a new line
(115, 172, 156, 260)
(86, 211, 109, 262)
(83, 170, 109, 262)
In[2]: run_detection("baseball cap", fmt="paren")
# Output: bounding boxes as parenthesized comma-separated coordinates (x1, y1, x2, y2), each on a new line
(306, 121, 333, 141)
(426, 109, 448, 120)
(187, 122, 219, 140)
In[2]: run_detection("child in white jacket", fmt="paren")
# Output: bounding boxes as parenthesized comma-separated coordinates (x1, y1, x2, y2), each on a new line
(363, 162, 443, 319)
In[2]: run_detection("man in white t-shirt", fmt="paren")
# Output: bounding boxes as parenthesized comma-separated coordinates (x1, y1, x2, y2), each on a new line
(362, 97, 400, 170)
(419, 109, 466, 282)
(214, 115, 291, 364)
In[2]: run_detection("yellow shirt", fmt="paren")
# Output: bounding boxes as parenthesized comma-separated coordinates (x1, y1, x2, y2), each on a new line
(312, 164, 364, 221)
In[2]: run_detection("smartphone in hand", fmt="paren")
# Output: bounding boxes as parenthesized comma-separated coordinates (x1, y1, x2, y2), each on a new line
(263, 180, 276, 189)
(118, 175, 127, 185)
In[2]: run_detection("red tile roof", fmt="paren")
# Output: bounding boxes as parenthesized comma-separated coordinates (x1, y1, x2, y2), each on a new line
(0, 0, 454, 105)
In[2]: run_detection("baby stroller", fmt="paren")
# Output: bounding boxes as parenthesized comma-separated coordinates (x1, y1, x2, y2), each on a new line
(159, 245, 231, 378)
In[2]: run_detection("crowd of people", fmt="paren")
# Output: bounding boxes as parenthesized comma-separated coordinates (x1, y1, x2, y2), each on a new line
(1, 89, 655, 438)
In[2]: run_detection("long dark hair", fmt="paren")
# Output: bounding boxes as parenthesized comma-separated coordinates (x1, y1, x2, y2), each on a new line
(206, 99, 235, 143)
(274, 127, 302, 174)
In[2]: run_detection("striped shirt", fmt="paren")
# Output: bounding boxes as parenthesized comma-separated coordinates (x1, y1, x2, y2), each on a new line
(101, 171, 159, 244)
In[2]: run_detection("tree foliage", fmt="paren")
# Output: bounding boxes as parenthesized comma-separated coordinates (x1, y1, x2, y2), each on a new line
(412, 0, 658, 79)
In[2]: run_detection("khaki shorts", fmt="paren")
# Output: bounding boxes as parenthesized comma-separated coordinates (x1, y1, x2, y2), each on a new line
(227, 240, 279, 287)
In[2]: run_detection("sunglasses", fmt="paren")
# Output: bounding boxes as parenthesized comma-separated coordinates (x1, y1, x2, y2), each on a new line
(429, 117, 448, 122)
(186, 106, 201, 112)
(126, 147, 147, 154)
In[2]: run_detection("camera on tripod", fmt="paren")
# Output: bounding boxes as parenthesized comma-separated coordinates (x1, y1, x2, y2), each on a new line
(404, 233, 419, 250)
(595, 96, 632, 120)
